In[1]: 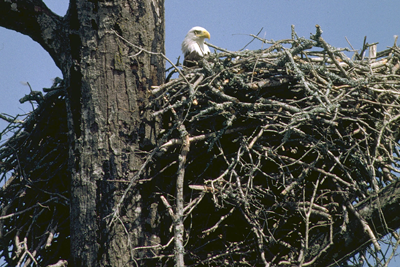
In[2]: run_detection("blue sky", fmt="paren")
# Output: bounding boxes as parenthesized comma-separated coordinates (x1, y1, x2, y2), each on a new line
(0, 0, 400, 265)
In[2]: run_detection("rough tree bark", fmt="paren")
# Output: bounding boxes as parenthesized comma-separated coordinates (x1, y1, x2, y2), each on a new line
(0, 0, 164, 266)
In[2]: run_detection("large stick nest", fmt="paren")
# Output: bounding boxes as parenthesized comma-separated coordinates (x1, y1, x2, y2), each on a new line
(1, 26, 400, 266)
(149, 26, 400, 266)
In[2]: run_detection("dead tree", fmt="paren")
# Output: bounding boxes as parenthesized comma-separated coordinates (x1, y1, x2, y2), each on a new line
(0, 0, 165, 266)
(1, 1, 400, 266)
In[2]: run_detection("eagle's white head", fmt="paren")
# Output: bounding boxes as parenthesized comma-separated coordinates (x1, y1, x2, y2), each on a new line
(181, 26, 211, 66)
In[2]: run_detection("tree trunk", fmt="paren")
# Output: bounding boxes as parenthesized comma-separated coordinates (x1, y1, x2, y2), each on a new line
(0, 0, 164, 266)
(65, 1, 165, 266)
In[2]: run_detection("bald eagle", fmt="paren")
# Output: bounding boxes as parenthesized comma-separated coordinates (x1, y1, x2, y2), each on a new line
(181, 26, 211, 67)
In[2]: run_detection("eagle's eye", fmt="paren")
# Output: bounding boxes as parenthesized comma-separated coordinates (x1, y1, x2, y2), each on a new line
(193, 30, 200, 35)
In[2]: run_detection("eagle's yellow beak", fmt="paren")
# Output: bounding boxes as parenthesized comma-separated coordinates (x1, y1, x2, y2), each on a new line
(200, 30, 211, 40)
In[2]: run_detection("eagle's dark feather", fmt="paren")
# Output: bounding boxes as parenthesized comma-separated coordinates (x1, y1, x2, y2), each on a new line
(183, 50, 203, 67)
